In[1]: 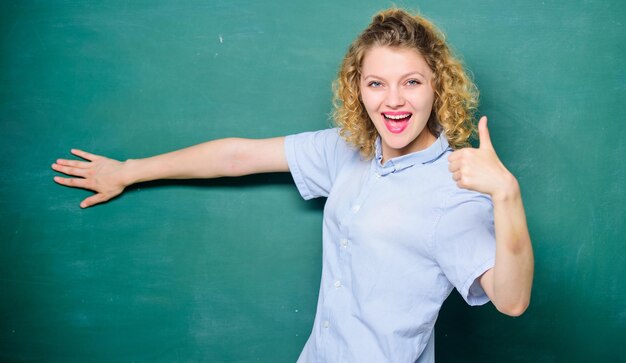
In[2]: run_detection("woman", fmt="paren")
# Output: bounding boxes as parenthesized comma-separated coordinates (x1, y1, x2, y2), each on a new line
(52, 8, 533, 362)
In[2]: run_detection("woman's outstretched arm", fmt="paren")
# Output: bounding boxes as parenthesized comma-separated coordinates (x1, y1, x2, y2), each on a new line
(448, 116, 534, 317)
(52, 137, 288, 208)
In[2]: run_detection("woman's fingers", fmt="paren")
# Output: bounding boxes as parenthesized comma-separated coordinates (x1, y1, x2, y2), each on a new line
(447, 149, 473, 172)
(51, 162, 89, 177)
(52, 149, 101, 176)
(55, 158, 90, 169)
(71, 148, 100, 161)
(53, 176, 92, 190)
(80, 193, 109, 208)
(447, 158, 460, 173)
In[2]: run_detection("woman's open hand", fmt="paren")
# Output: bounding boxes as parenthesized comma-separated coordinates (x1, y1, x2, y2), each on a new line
(52, 149, 128, 208)
(448, 116, 519, 200)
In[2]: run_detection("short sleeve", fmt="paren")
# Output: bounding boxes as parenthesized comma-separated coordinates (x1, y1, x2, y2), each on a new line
(433, 189, 496, 306)
(284, 128, 353, 200)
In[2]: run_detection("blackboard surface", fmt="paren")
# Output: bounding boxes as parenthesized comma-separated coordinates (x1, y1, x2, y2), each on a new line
(1, 1, 624, 362)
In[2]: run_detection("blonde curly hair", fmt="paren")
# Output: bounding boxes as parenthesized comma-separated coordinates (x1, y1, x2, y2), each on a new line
(333, 8, 478, 158)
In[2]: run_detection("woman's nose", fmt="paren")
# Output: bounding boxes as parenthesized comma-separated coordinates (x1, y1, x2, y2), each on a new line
(385, 87, 405, 108)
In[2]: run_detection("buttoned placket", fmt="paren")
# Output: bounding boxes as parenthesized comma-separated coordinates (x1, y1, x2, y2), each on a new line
(303, 132, 454, 361)
(319, 161, 383, 351)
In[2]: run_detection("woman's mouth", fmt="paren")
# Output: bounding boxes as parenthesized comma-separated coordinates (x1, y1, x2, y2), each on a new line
(382, 112, 412, 134)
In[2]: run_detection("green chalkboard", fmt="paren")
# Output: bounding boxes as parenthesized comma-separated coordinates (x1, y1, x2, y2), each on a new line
(1, 1, 624, 362)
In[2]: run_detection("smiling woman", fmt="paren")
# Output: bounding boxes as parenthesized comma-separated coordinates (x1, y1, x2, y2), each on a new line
(333, 9, 478, 161)
(51, 7, 533, 363)
(360, 46, 436, 160)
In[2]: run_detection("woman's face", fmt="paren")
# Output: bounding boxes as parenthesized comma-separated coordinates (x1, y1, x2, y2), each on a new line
(360, 46, 436, 161)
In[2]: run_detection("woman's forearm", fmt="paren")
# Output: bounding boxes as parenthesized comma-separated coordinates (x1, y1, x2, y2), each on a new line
(122, 137, 288, 186)
(487, 177, 534, 316)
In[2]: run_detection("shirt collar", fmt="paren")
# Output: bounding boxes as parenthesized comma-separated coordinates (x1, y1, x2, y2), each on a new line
(374, 133, 451, 176)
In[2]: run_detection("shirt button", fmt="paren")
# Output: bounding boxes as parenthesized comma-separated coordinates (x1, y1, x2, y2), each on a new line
(375, 172, 381, 178)
(351, 205, 360, 213)
(334, 280, 342, 288)
(340, 238, 348, 248)
(323, 320, 330, 328)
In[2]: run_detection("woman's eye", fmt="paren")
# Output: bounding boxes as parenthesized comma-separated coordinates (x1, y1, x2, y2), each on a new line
(406, 79, 421, 86)
(368, 81, 382, 87)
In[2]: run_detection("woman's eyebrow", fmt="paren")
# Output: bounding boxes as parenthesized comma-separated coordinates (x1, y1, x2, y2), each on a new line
(362, 71, 428, 81)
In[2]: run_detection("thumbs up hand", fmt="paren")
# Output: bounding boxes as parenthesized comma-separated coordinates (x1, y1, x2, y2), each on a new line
(448, 116, 518, 200)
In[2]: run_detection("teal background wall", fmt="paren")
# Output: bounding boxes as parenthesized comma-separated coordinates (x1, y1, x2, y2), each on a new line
(1, 0, 624, 362)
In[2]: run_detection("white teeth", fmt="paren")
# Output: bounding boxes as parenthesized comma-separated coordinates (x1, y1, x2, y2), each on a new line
(384, 113, 411, 120)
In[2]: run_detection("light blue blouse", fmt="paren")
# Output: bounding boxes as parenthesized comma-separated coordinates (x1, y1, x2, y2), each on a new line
(285, 128, 496, 363)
